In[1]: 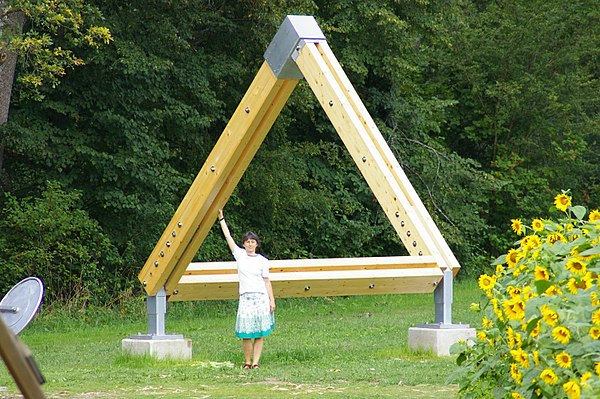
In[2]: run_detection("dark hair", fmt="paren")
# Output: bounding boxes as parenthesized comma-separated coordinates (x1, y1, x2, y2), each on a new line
(241, 231, 260, 246)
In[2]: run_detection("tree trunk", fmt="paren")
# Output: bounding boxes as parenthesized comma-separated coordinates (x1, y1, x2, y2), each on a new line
(0, 2, 25, 190)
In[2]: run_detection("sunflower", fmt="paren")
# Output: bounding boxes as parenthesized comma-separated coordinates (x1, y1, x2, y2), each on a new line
(540, 368, 558, 385)
(593, 309, 600, 326)
(566, 278, 580, 295)
(580, 372, 592, 388)
(510, 348, 530, 368)
(565, 257, 587, 276)
(482, 316, 493, 328)
(511, 393, 525, 399)
(547, 232, 566, 244)
(545, 285, 562, 296)
(534, 266, 550, 281)
(554, 351, 572, 368)
(507, 285, 522, 298)
(511, 219, 524, 235)
(507, 249, 523, 268)
(589, 209, 600, 222)
(510, 363, 523, 384)
(529, 321, 541, 338)
(541, 304, 559, 326)
(562, 380, 581, 399)
(552, 326, 571, 344)
(521, 235, 541, 251)
(531, 218, 544, 231)
(590, 326, 600, 340)
(554, 193, 572, 212)
(478, 274, 496, 293)
(596, 362, 600, 377)
(503, 297, 526, 321)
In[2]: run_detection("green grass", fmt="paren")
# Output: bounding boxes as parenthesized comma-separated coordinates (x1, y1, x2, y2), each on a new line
(1, 281, 480, 398)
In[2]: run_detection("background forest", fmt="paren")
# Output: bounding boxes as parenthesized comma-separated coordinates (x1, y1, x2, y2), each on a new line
(0, 0, 598, 305)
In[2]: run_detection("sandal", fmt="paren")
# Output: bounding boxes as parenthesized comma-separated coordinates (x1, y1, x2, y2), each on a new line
(252, 364, 260, 369)
(242, 364, 251, 370)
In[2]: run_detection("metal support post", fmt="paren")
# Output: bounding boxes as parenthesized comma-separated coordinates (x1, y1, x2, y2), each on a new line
(129, 287, 182, 340)
(147, 287, 166, 336)
(434, 268, 453, 325)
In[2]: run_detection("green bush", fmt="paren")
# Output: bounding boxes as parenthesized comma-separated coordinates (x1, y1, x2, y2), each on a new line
(450, 193, 600, 399)
(0, 181, 123, 305)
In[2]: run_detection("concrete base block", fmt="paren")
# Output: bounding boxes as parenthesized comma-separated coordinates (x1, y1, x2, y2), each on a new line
(122, 337, 192, 360)
(408, 325, 476, 356)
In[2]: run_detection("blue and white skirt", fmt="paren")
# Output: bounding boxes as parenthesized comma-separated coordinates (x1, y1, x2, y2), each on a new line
(235, 292, 275, 339)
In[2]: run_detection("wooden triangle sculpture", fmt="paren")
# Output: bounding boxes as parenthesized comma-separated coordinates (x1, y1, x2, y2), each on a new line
(138, 15, 461, 302)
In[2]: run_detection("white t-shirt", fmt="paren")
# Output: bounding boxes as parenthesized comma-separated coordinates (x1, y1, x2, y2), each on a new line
(233, 246, 270, 295)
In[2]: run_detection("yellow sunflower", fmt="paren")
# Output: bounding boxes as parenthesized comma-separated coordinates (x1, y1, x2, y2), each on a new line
(562, 380, 581, 399)
(545, 285, 562, 296)
(531, 218, 544, 231)
(507, 249, 523, 268)
(511, 219, 524, 235)
(580, 372, 592, 388)
(511, 393, 525, 399)
(554, 351, 572, 368)
(530, 321, 541, 338)
(503, 297, 526, 321)
(478, 274, 496, 293)
(552, 326, 571, 344)
(540, 368, 558, 385)
(593, 309, 600, 326)
(554, 193, 572, 212)
(534, 266, 550, 281)
(510, 363, 523, 384)
(590, 326, 600, 340)
(589, 209, 600, 222)
(547, 232, 566, 244)
(521, 235, 542, 251)
(541, 304, 559, 326)
(565, 257, 587, 276)
(510, 348, 530, 368)
(482, 316, 493, 328)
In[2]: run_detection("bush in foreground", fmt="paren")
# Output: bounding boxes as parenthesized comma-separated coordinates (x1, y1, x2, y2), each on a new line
(450, 193, 600, 399)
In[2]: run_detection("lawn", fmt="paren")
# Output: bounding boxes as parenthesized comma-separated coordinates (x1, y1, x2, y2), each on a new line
(1, 280, 480, 398)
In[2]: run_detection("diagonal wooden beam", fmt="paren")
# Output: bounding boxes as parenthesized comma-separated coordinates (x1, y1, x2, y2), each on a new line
(138, 62, 298, 295)
(295, 42, 448, 268)
(311, 42, 460, 273)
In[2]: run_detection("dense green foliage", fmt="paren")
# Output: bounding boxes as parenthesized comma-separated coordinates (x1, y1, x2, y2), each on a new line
(0, 0, 598, 303)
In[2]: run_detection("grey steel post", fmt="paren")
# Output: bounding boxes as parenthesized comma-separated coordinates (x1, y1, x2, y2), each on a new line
(147, 287, 166, 336)
(434, 268, 453, 325)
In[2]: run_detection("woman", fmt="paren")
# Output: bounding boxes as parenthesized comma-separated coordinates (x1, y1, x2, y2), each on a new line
(218, 209, 275, 369)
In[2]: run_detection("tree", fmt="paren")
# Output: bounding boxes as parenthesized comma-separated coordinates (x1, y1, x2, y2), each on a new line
(440, 0, 600, 257)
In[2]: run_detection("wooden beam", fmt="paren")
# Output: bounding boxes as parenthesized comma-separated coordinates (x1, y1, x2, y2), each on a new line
(172, 268, 442, 301)
(0, 318, 46, 399)
(169, 256, 441, 301)
(184, 255, 438, 275)
(314, 42, 460, 272)
(295, 42, 439, 263)
(138, 62, 299, 296)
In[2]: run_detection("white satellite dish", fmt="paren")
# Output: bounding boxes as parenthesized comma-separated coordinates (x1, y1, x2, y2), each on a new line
(0, 277, 44, 335)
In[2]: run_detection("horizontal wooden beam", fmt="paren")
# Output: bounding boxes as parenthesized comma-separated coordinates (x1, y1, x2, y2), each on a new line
(170, 256, 443, 301)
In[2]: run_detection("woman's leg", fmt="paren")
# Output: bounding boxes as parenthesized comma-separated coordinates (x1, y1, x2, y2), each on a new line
(242, 339, 252, 365)
(252, 337, 263, 366)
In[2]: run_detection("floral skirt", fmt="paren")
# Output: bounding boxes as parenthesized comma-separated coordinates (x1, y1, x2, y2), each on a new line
(235, 292, 275, 339)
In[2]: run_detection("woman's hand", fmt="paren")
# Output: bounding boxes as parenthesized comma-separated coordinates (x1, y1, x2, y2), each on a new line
(269, 299, 276, 313)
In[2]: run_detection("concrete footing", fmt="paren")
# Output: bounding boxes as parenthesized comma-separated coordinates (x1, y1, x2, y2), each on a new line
(122, 337, 192, 360)
(408, 324, 475, 356)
